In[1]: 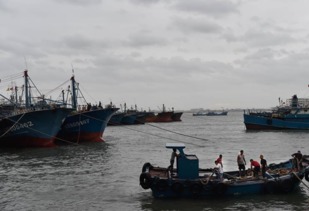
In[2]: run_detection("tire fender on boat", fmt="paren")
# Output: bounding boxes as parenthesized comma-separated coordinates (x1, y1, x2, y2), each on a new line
(142, 162, 153, 173)
(155, 179, 169, 192)
(280, 178, 293, 193)
(171, 182, 184, 193)
(139, 172, 152, 189)
(305, 170, 309, 182)
(264, 180, 277, 194)
(214, 182, 227, 195)
(190, 182, 203, 196)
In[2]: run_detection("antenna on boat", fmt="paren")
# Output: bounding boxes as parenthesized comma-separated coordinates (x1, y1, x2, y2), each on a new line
(71, 63, 75, 76)
(24, 56, 28, 70)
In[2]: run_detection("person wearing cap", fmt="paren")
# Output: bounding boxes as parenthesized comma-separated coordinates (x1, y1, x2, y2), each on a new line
(237, 150, 246, 177)
(250, 159, 261, 178)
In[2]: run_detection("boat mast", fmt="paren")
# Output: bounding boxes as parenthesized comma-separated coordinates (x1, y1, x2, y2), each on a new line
(24, 70, 30, 108)
(14, 86, 18, 105)
(71, 76, 77, 110)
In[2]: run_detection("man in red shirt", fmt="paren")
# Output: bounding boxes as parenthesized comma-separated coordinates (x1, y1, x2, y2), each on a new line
(250, 159, 261, 177)
(216, 154, 223, 168)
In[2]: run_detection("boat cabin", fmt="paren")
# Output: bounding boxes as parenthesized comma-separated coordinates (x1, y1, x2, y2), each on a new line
(166, 143, 199, 179)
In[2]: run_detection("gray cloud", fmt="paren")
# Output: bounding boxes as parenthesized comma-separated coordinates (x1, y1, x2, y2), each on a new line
(171, 17, 223, 34)
(171, 0, 239, 18)
(124, 33, 168, 47)
(53, 0, 102, 6)
(2, 0, 309, 110)
(129, 0, 162, 5)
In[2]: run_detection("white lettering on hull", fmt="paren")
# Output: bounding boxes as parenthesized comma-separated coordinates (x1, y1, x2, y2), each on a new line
(11, 121, 34, 132)
(64, 119, 90, 129)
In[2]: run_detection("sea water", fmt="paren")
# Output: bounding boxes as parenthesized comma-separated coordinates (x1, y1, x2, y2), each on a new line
(0, 111, 308, 210)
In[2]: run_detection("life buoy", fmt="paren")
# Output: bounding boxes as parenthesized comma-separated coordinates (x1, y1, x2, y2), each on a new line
(280, 179, 293, 193)
(214, 182, 227, 195)
(139, 173, 152, 189)
(142, 162, 153, 173)
(190, 183, 202, 197)
(171, 182, 184, 193)
(304, 171, 309, 182)
(155, 179, 168, 192)
(264, 180, 277, 194)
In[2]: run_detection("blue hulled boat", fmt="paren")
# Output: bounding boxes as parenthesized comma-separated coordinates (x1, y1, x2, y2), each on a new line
(244, 95, 309, 130)
(108, 104, 147, 125)
(108, 112, 126, 126)
(0, 108, 72, 147)
(192, 111, 207, 116)
(139, 143, 309, 198)
(57, 107, 118, 143)
(121, 113, 138, 125)
(0, 70, 72, 147)
(206, 110, 228, 116)
(56, 76, 118, 144)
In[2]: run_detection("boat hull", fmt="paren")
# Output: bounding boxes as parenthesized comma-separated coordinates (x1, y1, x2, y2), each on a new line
(206, 111, 228, 116)
(0, 108, 72, 147)
(172, 112, 183, 121)
(140, 164, 304, 199)
(121, 113, 138, 125)
(56, 107, 118, 144)
(244, 113, 309, 130)
(108, 113, 126, 126)
(140, 144, 309, 199)
(154, 112, 174, 122)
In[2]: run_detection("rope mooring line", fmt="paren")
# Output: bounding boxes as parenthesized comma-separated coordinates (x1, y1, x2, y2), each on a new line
(145, 122, 209, 142)
(0, 113, 26, 138)
(110, 123, 205, 147)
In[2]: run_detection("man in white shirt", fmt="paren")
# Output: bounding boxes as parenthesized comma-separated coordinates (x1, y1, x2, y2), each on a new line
(214, 160, 223, 181)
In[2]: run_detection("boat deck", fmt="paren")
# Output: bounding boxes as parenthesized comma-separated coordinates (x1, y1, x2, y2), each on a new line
(148, 167, 296, 184)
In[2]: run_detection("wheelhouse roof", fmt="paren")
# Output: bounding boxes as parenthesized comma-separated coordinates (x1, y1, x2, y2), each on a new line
(165, 143, 185, 149)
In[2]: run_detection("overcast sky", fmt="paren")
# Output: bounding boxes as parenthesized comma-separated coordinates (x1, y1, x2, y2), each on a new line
(1, 0, 309, 111)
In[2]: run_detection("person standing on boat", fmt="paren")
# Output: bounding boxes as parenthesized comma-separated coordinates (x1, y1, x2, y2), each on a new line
(237, 150, 246, 177)
(214, 160, 223, 181)
(216, 154, 223, 168)
(291, 150, 303, 171)
(250, 159, 261, 178)
(169, 148, 178, 173)
(260, 155, 267, 178)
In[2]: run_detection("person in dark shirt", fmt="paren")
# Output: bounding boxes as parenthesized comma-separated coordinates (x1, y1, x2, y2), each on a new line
(260, 155, 267, 178)
(291, 150, 303, 171)
(169, 148, 178, 173)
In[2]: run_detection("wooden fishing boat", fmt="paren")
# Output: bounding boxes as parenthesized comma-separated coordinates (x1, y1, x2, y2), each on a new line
(139, 143, 309, 198)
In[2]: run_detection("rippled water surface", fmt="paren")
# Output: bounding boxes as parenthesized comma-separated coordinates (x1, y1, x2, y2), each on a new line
(1, 111, 308, 210)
